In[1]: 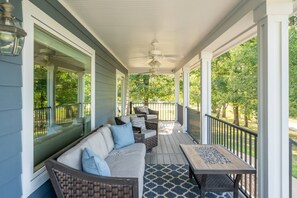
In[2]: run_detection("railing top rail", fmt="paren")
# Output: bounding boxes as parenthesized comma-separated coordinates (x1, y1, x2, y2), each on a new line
(131, 102, 175, 104)
(205, 114, 258, 136)
(290, 138, 297, 146)
(186, 106, 200, 112)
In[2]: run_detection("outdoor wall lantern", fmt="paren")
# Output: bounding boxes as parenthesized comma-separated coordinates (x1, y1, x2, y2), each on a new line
(0, 0, 27, 56)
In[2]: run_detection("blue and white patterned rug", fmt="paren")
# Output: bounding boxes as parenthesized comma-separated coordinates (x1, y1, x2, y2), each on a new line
(143, 164, 231, 198)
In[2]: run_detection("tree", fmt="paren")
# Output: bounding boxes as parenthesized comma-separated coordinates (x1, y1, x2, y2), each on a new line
(129, 74, 175, 103)
(211, 38, 257, 126)
(289, 16, 297, 117)
(190, 68, 201, 110)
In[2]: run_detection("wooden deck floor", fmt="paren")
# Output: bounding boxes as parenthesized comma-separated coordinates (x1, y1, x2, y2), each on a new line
(145, 121, 196, 164)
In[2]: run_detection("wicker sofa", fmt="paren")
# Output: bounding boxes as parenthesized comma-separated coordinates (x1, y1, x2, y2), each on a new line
(115, 116, 158, 151)
(45, 125, 146, 198)
(134, 106, 159, 122)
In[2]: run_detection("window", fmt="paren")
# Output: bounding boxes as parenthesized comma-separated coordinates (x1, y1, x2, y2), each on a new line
(22, 1, 95, 195)
(33, 26, 92, 171)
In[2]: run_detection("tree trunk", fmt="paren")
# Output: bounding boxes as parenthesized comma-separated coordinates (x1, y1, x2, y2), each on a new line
(233, 105, 239, 126)
(222, 105, 227, 118)
(216, 106, 221, 118)
(244, 115, 249, 127)
(143, 75, 150, 106)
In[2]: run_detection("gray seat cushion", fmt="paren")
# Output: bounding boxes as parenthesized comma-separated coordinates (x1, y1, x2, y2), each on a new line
(142, 129, 156, 139)
(147, 114, 158, 120)
(105, 143, 146, 198)
(108, 143, 146, 159)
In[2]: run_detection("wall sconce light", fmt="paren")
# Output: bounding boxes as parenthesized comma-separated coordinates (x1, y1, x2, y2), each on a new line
(0, 0, 27, 56)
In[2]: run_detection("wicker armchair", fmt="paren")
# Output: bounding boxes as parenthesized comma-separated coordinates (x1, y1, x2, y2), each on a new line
(45, 127, 144, 198)
(115, 116, 158, 151)
(133, 106, 159, 122)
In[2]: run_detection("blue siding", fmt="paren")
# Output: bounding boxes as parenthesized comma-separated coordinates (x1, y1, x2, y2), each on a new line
(28, 0, 128, 196)
(0, 0, 23, 196)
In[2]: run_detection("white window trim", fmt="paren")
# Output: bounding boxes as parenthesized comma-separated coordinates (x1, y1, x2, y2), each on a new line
(116, 70, 125, 116)
(22, 1, 96, 197)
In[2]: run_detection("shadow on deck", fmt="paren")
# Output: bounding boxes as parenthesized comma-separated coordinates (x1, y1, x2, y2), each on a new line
(145, 121, 196, 164)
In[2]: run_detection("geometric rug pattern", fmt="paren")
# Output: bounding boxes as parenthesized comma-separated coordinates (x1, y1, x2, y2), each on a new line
(143, 164, 231, 198)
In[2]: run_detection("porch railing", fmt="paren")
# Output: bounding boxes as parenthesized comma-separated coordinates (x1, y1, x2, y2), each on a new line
(206, 114, 257, 198)
(177, 103, 183, 125)
(289, 138, 297, 198)
(186, 107, 201, 143)
(130, 102, 175, 121)
(34, 103, 90, 138)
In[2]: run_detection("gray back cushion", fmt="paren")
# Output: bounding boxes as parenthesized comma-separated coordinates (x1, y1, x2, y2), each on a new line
(131, 117, 146, 131)
(137, 106, 149, 114)
(85, 131, 109, 159)
(120, 115, 131, 123)
(98, 126, 115, 152)
(57, 140, 90, 170)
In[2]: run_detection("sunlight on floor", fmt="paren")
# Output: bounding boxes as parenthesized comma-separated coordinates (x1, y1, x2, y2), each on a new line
(159, 121, 184, 135)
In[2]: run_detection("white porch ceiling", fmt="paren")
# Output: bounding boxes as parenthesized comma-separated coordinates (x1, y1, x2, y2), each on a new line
(59, 0, 251, 74)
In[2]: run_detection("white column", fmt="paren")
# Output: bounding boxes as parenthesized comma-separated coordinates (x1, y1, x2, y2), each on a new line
(183, 66, 190, 132)
(121, 76, 126, 115)
(77, 72, 85, 118)
(46, 64, 56, 127)
(174, 71, 181, 121)
(254, 2, 292, 198)
(200, 52, 212, 144)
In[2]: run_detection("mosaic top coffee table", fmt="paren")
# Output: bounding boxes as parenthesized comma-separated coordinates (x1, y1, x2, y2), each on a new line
(180, 144, 256, 198)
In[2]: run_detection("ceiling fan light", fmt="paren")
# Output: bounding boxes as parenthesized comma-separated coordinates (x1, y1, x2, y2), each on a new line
(149, 49, 162, 56)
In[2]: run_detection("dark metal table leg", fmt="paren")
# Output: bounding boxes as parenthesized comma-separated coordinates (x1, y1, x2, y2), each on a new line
(189, 166, 193, 179)
(200, 174, 207, 198)
(233, 174, 242, 198)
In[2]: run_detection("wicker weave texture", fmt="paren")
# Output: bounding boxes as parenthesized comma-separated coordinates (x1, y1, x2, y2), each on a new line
(54, 169, 134, 198)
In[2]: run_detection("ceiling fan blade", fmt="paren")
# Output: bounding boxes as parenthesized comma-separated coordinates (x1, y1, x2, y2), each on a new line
(129, 56, 148, 60)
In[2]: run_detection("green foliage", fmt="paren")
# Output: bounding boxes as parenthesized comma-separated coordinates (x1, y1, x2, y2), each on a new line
(289, 18, 297, 117)
(56, 71, 78, 106)
(34, 65, 91, 109)
(34, 65, 47, 108)
(129, 74, 174, 103)
(189, 68, 200, 109)
(211, 38, 258, 124)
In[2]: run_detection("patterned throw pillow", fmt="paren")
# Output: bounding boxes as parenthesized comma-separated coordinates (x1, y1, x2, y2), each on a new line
(131, 117, 146, 131)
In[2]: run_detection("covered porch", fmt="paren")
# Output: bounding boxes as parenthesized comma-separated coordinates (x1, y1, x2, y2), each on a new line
(0, 0, 295, 197)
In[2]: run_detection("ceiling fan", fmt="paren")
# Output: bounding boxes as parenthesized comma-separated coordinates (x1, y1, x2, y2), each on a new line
(138, 67, 158, 76)
(34, 47, 69, 65)
(145, 39, 178, 65)
(131, 39, 179, 66)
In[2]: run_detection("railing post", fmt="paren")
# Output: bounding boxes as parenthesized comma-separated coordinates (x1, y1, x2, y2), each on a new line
(129, 101, 133, 114)
(174, 71, 181, 121)
(183, 67, 190, 132)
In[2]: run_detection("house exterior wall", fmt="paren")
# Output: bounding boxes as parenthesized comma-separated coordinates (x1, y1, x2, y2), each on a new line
(0, 0, 127, 197)
(0, 0, 23, 197)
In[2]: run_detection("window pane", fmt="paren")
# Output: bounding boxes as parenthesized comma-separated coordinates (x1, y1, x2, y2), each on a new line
(33, 26, 92, 171)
